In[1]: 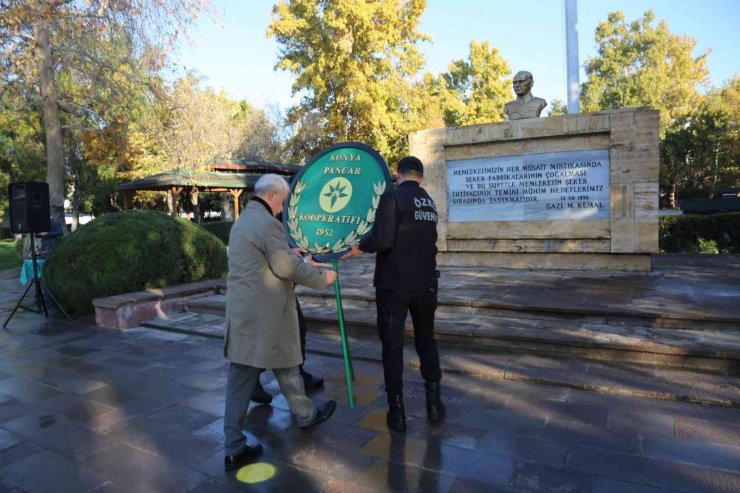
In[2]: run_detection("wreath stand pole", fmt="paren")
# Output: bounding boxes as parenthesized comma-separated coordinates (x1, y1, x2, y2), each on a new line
(332, 260, 355, 409)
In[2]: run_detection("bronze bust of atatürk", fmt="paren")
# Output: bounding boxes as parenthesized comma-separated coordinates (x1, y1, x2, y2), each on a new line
(504, 71, 547, 120)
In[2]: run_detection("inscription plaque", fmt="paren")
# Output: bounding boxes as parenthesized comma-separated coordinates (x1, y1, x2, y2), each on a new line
(447, 149, 610, 222)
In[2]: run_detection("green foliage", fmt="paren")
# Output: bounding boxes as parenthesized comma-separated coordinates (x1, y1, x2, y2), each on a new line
(431, 41, 511, 127)
(201, 220, 234, 245)
(659, 212, 740, 253)
(0, 239, 22, 271)
(158, 76, 283, 175)
(1, 0, 212, 227)
(43, 210, 227, 314)
(661, 76, 740, 206)
(580, 9, 735, 209)
(1, 0, 212, 228)
(581, 10, 709, 136)
(0, 93, 47, 220)
(691, 238, 719, 254)
(268, 0, 432, 165)
(547, 99, 568, 117)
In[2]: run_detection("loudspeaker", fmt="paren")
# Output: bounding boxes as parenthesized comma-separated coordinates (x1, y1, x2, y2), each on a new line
(8, 181, 51, 234)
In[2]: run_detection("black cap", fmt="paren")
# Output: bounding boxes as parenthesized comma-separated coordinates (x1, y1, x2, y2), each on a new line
(397, 156, 424, 175)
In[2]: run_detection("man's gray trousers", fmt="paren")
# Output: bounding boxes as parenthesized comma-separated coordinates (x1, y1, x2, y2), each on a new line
(224, 362, 317, 456)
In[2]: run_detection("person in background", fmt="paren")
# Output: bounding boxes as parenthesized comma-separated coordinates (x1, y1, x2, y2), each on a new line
(38, 215, 64, 257)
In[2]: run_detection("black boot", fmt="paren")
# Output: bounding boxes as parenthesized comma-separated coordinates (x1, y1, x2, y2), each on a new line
(300, 368, 325, 392)
(251, 379, 273, 405)
(386, 394, 406, 433)
(425, 382, 446, 421)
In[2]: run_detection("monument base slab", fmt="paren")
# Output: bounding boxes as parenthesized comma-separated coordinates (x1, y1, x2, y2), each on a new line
(437, 252, 652, 271)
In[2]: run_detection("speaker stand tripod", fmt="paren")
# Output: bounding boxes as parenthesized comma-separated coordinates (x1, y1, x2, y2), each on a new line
(3, 232, 71, 329)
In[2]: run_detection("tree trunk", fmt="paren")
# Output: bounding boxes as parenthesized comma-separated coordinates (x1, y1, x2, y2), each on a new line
(222, 192, 233, 221)
(190, 189, 200, 224)
(668, 182, 677, 209)
(35, 14, 67, 231)
(70, 163, 80, 232)
(167, 189, 177, 216)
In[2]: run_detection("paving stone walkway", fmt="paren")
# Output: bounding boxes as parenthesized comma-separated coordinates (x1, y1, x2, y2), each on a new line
(0, 310, 738, 492)
(1, 257, 739, 493)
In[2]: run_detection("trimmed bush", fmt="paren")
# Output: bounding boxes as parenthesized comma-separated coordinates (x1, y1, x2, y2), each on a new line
(201, 220, 234, 245)
(44, 210, 227, 314)
(659, 212, 740, 253)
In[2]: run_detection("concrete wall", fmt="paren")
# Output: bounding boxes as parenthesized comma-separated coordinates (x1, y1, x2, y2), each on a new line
(409, 108, 659, 271)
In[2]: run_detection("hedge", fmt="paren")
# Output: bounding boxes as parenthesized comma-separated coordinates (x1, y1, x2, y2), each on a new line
(659, 212, 740, 253)
(44, 210, 227, 314)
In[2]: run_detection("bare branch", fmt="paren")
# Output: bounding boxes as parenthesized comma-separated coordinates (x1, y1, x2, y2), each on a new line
(58, 100, 100, 119)
(61, 124, 98, 132)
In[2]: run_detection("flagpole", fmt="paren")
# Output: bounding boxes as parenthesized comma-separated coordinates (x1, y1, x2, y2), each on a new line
(333, 260, 355, 409)
(565, 0, 580, 113)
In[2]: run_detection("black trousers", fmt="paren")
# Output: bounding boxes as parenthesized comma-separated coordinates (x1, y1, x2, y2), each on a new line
(376, 287, 441, 395)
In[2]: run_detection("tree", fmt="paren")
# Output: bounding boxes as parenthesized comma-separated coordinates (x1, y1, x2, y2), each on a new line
(157, 76, 280, 173)
(53, 32, 172, 226)
(547, 99, 568, 117)
(234, 101, 285, 162)
(268, 0, 431, 165)
(0, 0, 210, 227)
(431, 40, 511, 127)
(661, 76, 740, 207)
(148, 76, 285, 217)
(0, 90, 46, 222)
(581, 10, 709, 136)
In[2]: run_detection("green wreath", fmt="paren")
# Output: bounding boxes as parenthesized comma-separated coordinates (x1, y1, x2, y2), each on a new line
(287, 179, 386, 254)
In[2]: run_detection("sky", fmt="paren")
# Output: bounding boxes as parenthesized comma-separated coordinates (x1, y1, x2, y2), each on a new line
(172, 0, 740, 112)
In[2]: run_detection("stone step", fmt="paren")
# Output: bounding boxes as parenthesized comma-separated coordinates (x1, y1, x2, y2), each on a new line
(293, 287, 739, 331)
(182, 295, 740, 373)
(140, 312, 740, 408)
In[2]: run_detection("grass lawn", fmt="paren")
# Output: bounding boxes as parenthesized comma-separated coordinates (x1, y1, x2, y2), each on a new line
(0, 239, 21, 271)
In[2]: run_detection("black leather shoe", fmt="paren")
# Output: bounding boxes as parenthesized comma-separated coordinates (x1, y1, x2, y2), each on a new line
(301, 370, 325, 391)
(251, 380, 273, 405)
(425, 382, 446, 422)
(386, 394, 406, 433)
(300, 400, 336, 431)
(224, 443, 263, 470)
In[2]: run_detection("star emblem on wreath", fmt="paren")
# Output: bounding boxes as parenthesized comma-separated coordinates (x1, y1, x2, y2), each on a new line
(323, 182, 349, 209)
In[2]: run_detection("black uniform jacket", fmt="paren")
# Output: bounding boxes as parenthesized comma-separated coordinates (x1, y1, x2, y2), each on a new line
(359, 181, 438, 290)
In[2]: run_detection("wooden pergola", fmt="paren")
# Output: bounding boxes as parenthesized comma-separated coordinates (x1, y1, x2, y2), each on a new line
(116, 159, 300, 221)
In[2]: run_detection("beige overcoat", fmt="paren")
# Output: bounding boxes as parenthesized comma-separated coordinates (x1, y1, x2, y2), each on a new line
(224, 200, 327, 368)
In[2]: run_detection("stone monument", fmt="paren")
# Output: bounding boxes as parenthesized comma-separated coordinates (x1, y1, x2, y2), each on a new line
(504, 71, 548, 120)
(409, 108, 659, 271)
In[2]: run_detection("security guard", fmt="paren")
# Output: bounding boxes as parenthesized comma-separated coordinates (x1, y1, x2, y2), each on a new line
(343, 156, 444, 433)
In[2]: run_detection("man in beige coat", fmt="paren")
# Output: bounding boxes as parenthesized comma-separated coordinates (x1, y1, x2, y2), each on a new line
(223, 174, 337, 470)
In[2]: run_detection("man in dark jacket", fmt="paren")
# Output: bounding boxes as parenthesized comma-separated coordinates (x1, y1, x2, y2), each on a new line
(343, 156, 445, 433)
